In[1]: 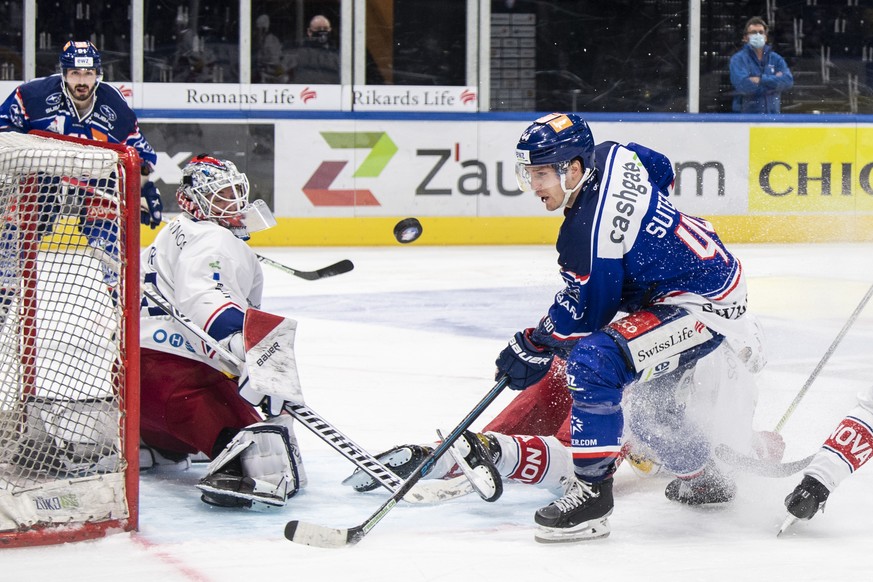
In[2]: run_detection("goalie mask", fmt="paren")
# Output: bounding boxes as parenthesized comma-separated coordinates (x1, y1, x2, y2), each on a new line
(515, 113, 596, 208)
(176, 154, 275, 240)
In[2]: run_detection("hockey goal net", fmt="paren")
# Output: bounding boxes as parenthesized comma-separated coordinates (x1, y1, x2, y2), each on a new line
(0, 131, 140, 547)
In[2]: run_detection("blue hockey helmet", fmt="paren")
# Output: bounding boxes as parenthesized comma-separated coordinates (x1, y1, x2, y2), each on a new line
(515, 112, 595, 169)
(59, 41, 102, 73)
(515, 113, 596, 204)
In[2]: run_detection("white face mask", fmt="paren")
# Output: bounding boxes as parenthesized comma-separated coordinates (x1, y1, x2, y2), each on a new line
(748, 33, 766, 49)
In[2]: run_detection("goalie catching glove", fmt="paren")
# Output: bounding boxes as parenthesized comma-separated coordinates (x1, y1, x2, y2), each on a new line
(197, 415, 306, 509)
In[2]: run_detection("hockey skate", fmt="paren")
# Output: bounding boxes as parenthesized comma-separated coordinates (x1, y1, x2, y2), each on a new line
(778, 475, 831, 535)
(441, 430, 503, 502)
(198, 461, 287, 510)
(534, 476, 613, 543)
(784, 474, 830, 519)
(665, 462, 736, 505)
(342, 443, 434, 492)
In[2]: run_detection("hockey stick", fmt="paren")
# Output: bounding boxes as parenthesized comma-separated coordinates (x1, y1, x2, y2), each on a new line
(256, 254, 354, 281)
(774, 280, 873, 433)
(141, 287, 462, 503)
(151, 213, 354, 281)
(284, 375, 509, 548)
(716, 282, 873, 483)
(61, 178, 354, 282)
(713, 444, 814, 478)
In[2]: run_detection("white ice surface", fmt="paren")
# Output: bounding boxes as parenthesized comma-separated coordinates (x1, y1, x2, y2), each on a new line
(6, 243, 873, 582)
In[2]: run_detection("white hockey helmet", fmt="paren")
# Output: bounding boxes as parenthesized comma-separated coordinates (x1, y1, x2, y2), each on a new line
(177, 154, 252, 238)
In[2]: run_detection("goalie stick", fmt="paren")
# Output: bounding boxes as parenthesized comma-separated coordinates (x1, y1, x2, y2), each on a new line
(141, 287, 469, 504)
(284, 375, 509, 548)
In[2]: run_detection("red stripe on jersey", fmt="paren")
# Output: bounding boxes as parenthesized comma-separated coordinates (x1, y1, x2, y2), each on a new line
(608, 311, 662, 340)
(711, 262, 743, 301)
(823, 416, 873, 472)
(204, 302, 241, 332)
(562, 269, 590, 284)
(507, 436, 550, 484)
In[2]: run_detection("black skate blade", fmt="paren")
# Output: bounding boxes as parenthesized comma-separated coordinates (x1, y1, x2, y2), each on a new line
(534, 517, 611, 544)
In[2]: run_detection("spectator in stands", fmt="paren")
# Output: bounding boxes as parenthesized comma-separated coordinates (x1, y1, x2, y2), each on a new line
(729, 16, 793, 113)
(173, 12, 217, 83)
(289, 14, 340, 84)
(254, 14, 287, 83)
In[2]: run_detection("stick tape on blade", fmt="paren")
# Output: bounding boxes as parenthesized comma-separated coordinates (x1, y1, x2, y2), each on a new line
(243, 308, 304, 404)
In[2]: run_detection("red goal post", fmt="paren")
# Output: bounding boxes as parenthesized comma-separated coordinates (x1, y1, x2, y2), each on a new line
(0, 130, 140, 547)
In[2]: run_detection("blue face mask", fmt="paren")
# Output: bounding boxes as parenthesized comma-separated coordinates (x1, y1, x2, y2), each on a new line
(748, 33, 766, 49)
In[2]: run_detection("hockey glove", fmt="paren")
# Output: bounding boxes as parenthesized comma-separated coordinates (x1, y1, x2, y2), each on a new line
(495, 328, 553, 390)
(140, 181, 163, 228)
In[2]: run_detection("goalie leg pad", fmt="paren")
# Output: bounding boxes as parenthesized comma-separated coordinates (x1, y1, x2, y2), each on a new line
(197, 415, 305, 509)
(14, 397, 119, 475)
(139, 442, 191, 472)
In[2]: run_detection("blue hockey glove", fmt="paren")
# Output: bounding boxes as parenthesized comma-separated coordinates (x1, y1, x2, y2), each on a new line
(495, 328, 553, 390)
(140, 181, 163, 228)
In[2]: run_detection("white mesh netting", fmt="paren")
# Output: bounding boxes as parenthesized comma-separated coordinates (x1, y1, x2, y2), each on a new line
(0, 133, 133, 534)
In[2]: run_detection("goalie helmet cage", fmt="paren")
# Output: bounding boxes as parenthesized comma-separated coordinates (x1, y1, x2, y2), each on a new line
(0, 131, 140, 548)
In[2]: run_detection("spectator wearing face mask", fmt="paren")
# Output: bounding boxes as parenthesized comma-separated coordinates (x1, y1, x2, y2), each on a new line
(729, 16, 793, 113)
(288, 14, 340, 84)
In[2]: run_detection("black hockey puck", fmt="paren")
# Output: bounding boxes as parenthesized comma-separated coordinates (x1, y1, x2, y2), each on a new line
(393, 217, 423, 244)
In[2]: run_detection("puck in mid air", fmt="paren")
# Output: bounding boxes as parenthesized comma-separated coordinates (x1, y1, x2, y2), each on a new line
(393, 217, 423, 244)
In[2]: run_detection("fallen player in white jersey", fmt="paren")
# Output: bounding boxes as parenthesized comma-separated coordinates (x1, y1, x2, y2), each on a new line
(781, 382, 873, 533)
(345, 342, 784, 509)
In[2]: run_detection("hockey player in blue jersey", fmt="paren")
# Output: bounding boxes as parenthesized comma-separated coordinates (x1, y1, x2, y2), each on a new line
(495, 113, 766, 543)
(0, 41, 162, 307)
(0, 40, 162, 229)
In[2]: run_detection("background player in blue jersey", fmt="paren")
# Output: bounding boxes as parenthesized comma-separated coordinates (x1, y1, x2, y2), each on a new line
(0, 40, 162, 229)
(495, 113, 767, 543)
(0, 41, 162, 306)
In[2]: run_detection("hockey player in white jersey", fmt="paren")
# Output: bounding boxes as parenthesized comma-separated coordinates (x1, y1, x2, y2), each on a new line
(140, 154, 305, 510)
(782, 384, 873, 529)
